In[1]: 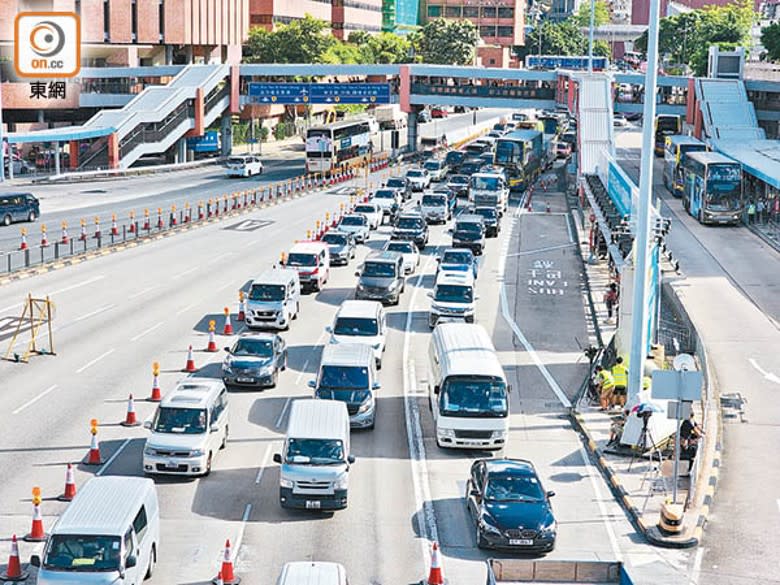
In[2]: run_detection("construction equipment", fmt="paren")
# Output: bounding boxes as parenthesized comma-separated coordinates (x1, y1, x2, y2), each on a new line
(3, 294, 56, 363)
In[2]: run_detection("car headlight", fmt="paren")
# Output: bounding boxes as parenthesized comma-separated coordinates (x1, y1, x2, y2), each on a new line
(539, 516, 557, 535)
(258, 364, 275, 375)
(491, 429, 506, 439)
(372, 343, 381, 350)
(479, 517, 503, 535)
(190, 449, 205, 457)
(143, 445, 155, 456)
(222, 361, 232, 374)
(438, 427, 455, 438)
(334, 473, 349, 490)
(358, 399, 372, 414)
(388, 280, 400, 291)
(279, 477, 294, 489)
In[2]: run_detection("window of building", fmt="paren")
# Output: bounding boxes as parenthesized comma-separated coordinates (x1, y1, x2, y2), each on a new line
(489, 58, 496, 65)
(159, 0, 165, 42)
(444, 6, 461, 17)
(480, 6, 497, 18)
(131, 0, 137, 42)
(427, 5, 442, 17)
(498, 7, 514, 18)
(251, 14, 272, 25)
(75, 0, 81, 14)
(103, 0, 110, 42)
(463, 6, 479, 18)
(480, 25, 496, 37)
(497, 26, 514, 37)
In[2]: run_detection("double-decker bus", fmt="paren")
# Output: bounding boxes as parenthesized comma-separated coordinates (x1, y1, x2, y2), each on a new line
(493, 129, 543, 193)
(654, 114, 682, 156)
(681, 151, 743, 225)
(305, 118, 372, 173)
(663, 135, 707, 197)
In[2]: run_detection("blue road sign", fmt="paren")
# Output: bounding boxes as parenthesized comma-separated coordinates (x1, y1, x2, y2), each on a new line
(248, 83, 391, 105)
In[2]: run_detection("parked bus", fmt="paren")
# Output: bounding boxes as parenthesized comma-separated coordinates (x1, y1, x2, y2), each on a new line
(654, 114, 682, 156)
(663, 135, 707, 197)
(681, 151, 743, 225)
(494, 129, 544, 193)
(537, 114, 567, 138)
(306, 119, 372, 174)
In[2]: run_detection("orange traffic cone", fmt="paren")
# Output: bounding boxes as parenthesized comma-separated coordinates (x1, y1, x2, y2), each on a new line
(40, 225, 49, 247)
(149, 362, 162, 402)
(111, 215, 119, 236)
(24, 489, 46, 542)
(19, 230, 27, 251)
(184, 345, 197, 372)
(207, 320, 218, 352)
(58, 463, 77, 502)
(61, 222, 69, 245)
(1, 535, 28, 581)
(426, 542, 444, 585)
(213, 540, 239, 585)
(223, 307, 234, 336)
(237, 292, 245, 322)
(214, 571, 224, 585)
(85, 420, 103, 465)
(121, 394, 140, 427)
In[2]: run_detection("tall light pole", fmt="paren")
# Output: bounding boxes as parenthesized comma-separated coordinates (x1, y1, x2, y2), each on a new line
(627, 0, 663, 405)
(0, 65, 5, 183)
(587, 0, 596, 72)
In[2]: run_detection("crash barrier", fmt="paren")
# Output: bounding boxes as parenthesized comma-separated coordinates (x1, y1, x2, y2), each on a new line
(486, 558, 631, 584)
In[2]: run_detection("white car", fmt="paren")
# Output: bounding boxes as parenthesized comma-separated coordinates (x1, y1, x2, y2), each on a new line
(384, 239, 420, 274)
(225, 155, 263, 177)
(337, 214, 370, 243)
(326, 300, 387, 368)
(353, 202, 383, 230)
(613, 113, 630, 127)
(371, 188, 402, 220)
(405, 168, 432, 191)
(424, 159, 449, 182)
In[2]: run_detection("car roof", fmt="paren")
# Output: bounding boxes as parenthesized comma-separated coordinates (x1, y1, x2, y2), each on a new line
(279, 562, 347, 585)
(456, 214, 485, 223)
(354, 202, 379, 209)
(441, 247, 474, 258)
(385, 239, 415, 248)
(323, 230, 350, 238)
(365, 250, 403, 263)
(236, 331, 277, 342)
(398, 211, 424, 219)
(286, 399, 349, 439)
(290, 242, 328, 254)
(254, 267, 299, 285)
(160, 378, 225, 409)
(435, 271, 474, 286)
(336, 299, 382, 318)
(321, 342, 374, 366)
(482, 458, 538, 475)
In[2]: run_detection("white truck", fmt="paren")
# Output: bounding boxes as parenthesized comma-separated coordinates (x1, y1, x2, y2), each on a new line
(375, 104, 407, 131)
(469, 171, 508, 216)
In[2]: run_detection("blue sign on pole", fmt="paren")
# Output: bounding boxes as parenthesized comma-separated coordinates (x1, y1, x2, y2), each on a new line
(248, 83, 391, 105)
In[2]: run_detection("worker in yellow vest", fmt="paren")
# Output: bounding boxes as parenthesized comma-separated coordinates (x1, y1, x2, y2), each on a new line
(611, 357, 628, 407)
(594, 366, 615, 411)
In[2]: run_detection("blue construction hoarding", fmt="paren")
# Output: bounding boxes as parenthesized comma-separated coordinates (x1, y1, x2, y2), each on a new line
(248, 83, 391, 105)
(525, 55, 609, 70)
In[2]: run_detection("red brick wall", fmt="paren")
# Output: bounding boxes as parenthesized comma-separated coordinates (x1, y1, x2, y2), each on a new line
(81, 0, 104, 43)
(137, 0, 160, 44)
(109, 0, 133, 43)
(165, 0, 186, 44)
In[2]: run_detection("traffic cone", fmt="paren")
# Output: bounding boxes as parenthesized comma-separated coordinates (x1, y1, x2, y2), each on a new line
(85, 420, 103, 465)
(58, 463, 77, 502)
(1, 535, 28, 581)
(214, 571, 224, 585)
(223, 307, 234, 335)
(80, 220, 87, 241)
(19, 230, 27, 251)
(111, 214, 119, 236)
(129, 212, 136, 233)
(60, 222, 69, 244)
(212, 540, 240, 585)
(25, 489, 46, 542)
(121, 394, 140, 427)
(93, 217, 101, 239)
(149, 363, 162, 402)
(206, 320, 218, 351)
(426, 542, 444, 585)
(237, 292, 246, 322)
(184, 345, 197, 373)
(40, 225, 49, 247)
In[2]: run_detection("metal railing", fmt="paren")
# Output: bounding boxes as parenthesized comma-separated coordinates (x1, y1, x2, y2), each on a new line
(119, 100, 194, 159)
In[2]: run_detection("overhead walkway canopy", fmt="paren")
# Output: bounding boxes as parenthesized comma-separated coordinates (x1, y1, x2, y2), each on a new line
(716, 140, 780, 190)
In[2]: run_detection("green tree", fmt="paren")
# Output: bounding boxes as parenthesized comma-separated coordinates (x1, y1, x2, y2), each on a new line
(245, 14, 336, 63)
(411, 19, 479, 65)
(516, 19, 588, 59)
(572, 0, 611, 27)
(363, 32, 412, 64)
(323, 41, 366, 64)
(761, 22, 780, 61)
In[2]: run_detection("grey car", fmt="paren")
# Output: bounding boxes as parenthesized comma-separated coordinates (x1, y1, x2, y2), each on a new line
(322, 231, 356, 266)
(355, 251, 406, 306)
(222, 333, 287, 389)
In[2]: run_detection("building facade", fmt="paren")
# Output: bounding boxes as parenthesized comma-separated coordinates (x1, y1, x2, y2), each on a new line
(332, 0, 383, 38)
(382, 0, 421, 33)
(249, 0, 382, 36)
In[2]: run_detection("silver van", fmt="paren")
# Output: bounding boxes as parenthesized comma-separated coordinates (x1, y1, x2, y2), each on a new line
(273, 399, 355, 510)
(246, 268, 301, 330)
(309, 342, 379, 429)
(277, 562, 348, 585)
(33, 476, 160, 585)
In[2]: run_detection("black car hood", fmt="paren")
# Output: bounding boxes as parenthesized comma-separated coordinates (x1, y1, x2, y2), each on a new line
(483, 500, 550, 530)
(359, 276, 396, 288)
(393, 228, 424, 238)
(454, 230, 481, 241)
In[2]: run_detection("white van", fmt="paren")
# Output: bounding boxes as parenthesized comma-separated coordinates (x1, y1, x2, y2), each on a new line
(277, 562, 348, 585)
(284, 241, 330, 292)
(246, 268, 301, 330)
(225, 154, 264, 178)
(143, 379, 229, 476)
(424, 159, 449, 182)
(326, 300, 387, 367)
(427, 271, 477, 328)
(427, 323, 510, 449)
(273, 399, 355, 510)
(310, 342, 379, 429)
(33, 476, 160, 585)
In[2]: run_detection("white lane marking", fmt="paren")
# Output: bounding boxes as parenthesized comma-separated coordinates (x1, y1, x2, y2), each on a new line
(566, 215, 575, 243)
(255, 444, 274, 484)
(13, 384, 58, 415)
(505, 243, 577, 257)
(173, 266, 199, 279)
(690, 546, 705, 585)
(175, 302, 197, 316)
(74, 304, 116, 322)
(403, 254, 440, 556)
(578, 444, 623, 560)
(130, 321, 165, 342)
(275, 398, 292, 429)
(231, 503, 252, 559)
(0, 275, 106, 314)
(748, 358, 780, 385)
(128, 285, 159, 299)
(75, 348, 116, 374)
(97, 438, 132, 477)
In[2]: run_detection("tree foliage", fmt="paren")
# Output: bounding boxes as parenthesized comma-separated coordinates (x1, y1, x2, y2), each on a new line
(245, 14, 335, 63)
(516, 18, 610, 59)
(572, 0, 611, 27)
(410, 19, 480, 65)
(761, 22, 780, 62)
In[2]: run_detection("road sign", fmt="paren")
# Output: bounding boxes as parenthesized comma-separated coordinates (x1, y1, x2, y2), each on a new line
(666, 400, 692, 420)
(248, 83, 391, 105)
(651, 370, 703, 401)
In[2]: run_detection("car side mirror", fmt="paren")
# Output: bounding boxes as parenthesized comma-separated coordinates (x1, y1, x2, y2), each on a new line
(426, 292, 433, 298)
(30, 555, 40, 568)
(143, 420, 152, 430)
(474, 295, 480, 301)
(125, 555, 137, 569)
(469, 488, 480, 497)
(372, 382, 381, 390)
(210, 424, 220, 433)
(355, 271, 361, 277)
(273, 453, 282, 464)
(433, 385, 440, 395)
(224, 346, 230, 352)
(325, 325, 333, 333)
(347, 454, 356, 464)
(307, 380, 316, 389)
(547, 490, 556, 498)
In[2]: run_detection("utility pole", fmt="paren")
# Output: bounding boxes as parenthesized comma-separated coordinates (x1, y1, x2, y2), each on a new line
(588, 0, 596, 72)
(0, 66, 6, 183)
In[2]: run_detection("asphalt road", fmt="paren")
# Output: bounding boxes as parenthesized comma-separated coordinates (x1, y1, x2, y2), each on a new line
(616, 130, 780, 585)
(0, 158, 699, 584)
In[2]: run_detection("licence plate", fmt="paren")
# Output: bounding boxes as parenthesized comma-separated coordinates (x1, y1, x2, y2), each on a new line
(236, 377, 255, 383)
(509, 539, 534, 546)
(305, 500, 321, 510)
(165, 461, 179, 469)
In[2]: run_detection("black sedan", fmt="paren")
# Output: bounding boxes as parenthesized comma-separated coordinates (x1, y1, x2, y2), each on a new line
(466, 458, 557, 553)
(222, 333, 287, 389)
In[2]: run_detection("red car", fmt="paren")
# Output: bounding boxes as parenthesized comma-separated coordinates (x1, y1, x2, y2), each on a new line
(430, 108, 449, 119)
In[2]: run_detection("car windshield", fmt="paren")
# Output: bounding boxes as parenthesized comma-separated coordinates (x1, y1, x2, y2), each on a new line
(354, 205, 376, 214)
(472, 176, 500, 190)
(386, 178, 405, 188)
(439, 376, 508, 417)
(422, 195, 447, 206)
(44, 535, 122, 571)
(316, 388, 372, 403)
(442, 251, 473, 265)
(456, 221, 482, 233)
(362, 261, 396, 277)
(434, 284, 473, 303)
(374, 190, 395, 199)
(227, 157, 247, 165)
(424, 161, 442, 171)
(286, 253, 318, 267)
(386, 241, 414, 254)
(475, 208, 497, 220)
(249, 283, 285, 302)
(323, 233, 348, 246)
(397, 217, 424, 229)
(460, 163, 481, 175)
(449, 175, 469, 185)
(341, 215, 366, 226)
(231, 338, 273, 357)
(407, 170, 425, 178)
(285, 438, 344, 465)
(333, 317, 378, 336)
(446, 151, 465, 165)
(319, 365, 369, 389)
(485, 474, 545, 502)
(153, 407, 207, 434)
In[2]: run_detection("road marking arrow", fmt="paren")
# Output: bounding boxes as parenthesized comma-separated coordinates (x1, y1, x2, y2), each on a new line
(748, 358, 780, 385)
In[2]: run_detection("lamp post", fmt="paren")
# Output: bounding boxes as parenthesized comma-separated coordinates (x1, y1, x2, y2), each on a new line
(587, 0, 596, 72)
(0, 65, 5, 183)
